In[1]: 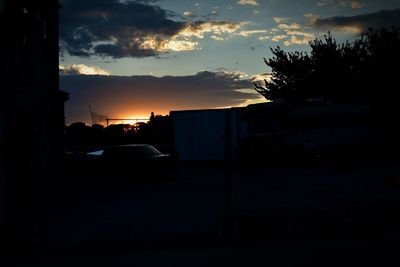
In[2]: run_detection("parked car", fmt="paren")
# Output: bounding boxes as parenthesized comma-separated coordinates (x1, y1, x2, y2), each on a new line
(89, 144, 176, 181)
(64, 150, 99, 169)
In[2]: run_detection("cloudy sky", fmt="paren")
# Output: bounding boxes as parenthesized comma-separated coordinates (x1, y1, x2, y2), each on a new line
(59, 0, 400, 124)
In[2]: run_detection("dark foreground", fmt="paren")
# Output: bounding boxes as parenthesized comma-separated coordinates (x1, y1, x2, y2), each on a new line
(3, 159, 400, 266)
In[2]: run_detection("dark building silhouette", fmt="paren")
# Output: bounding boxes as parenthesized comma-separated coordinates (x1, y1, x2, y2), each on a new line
(0, 0, 67, 253)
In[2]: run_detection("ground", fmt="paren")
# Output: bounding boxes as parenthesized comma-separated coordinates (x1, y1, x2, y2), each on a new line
(6, 159, 400, 266)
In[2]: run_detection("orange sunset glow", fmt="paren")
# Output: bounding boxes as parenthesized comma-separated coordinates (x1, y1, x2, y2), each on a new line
(61, 72, 266, 125)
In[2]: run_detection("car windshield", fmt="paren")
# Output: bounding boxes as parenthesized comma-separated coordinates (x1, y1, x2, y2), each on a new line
(87, 150, 104, 156)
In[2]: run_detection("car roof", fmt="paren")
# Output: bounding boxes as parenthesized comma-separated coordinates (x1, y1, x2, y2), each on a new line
(110, 144, 152, 148)
(104, 144, 154, 150)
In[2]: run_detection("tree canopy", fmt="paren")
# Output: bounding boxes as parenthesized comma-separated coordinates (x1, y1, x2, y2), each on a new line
(255, 28, 400, 104)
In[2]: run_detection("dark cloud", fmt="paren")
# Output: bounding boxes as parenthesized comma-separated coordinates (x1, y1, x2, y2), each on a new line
(312, 8, 400, 33)
(60, 0, 186, 58)
(60, 0, 242, 58)
(59, 64, 110, 75)
(60, 71, 263, 124)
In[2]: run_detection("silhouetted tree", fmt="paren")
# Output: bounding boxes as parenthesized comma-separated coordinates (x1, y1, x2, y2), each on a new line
(308, 33, 368, 102)
(104, 124, 131, 145)
(363, 27, 400, 112)
(255, 31, 374, 103)
(135, 113, 173, 152)
(90, 124, 106, 147)
(255, 47, 311, 102)
(65, 122, 92, 148)
(149, 112, 155, 123)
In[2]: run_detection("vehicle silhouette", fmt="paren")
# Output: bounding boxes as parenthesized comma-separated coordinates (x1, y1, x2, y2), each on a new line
(87, 144, 176, 182)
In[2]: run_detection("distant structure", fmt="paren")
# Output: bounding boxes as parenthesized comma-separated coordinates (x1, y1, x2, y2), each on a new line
(89, 106, 108, 126)
(105, 118, 149, 127)
(88, 107, 148, 126)
(0, 0, 67, 251)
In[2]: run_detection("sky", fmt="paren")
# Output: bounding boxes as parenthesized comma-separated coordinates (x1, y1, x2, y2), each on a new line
(59, 0, 400, 124)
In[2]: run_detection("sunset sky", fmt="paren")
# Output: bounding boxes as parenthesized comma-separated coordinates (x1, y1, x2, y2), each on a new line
(59, 0, 400, 124)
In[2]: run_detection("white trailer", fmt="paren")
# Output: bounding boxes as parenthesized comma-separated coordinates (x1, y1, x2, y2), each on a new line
(171, 108, 243, 161)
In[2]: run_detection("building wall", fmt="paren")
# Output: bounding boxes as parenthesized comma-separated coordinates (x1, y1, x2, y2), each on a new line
(0, 114, 4, 227)
(0, 0, 65, 247)
(0, 0, 7, 231)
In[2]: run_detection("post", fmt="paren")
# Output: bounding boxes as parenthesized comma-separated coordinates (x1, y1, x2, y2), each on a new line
(223, 109, 235, 241)
(89, 106, 94, 126)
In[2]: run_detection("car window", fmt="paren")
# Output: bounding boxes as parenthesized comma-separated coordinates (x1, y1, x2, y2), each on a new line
(103, 145, 162, 159)
(142, 146, 162, 156)
(126, 146, 162, 157)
